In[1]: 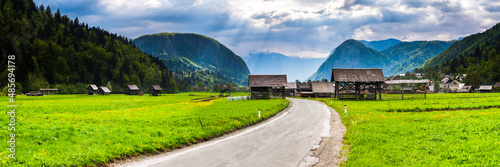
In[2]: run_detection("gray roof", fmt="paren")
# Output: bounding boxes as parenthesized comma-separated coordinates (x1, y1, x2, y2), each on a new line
(311, 82, 335, 93)
(458, 85, 472, 92)
(385, 79, 430, 84)
(248, 75, 287, 87)
(495, 82, 500, 88)
(99, 86, 111, 93)
(150, 85, 162, 91)
(88, 84, 98, 91)
(126, 85, 139, 91)
(479, 85, 493, 90)
(40, 88, 58, 91)
(285, 82, 297, 89)
(331, 68, 384, 82)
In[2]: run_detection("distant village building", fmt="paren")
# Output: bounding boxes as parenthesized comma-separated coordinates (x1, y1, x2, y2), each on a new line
(125, 85, 140, 95)
(87, 84, 98, 95)
(149, 85, 162, 96)
(98, 86, 111, 95)
(297, 82, 313, 97)
(457, 85, 473, 93)
(248, 74, 287, 99)
(494, 82, 500, 89)
(332, 68, 384, 100)
(479, 85, 493, 93)
(284, 82, 297, 97)
(311, 82, 335, 98)
(39, 88, 58, 95)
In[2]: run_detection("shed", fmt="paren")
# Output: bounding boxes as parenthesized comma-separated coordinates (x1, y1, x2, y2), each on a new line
(479, 85, 493, 93)
(331, 68, 384, 100)
(149, 85, 162, 96)
(457, 85, 473, 93)
(88, 84, 98, 95)
(125, 85, 140, 95)
(98, 86, 111, 95)
(39, 88, 58, 95)
(284, 82, 297, 97)
(311, 82, 334, 98)
(248, 74, 287, 99)
(494, 82, 500, 88)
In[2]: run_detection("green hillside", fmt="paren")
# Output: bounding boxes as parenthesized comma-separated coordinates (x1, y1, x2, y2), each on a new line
(383, 41, 455, 76)
(0, 0, 181, 94)
(422, 22, 500, 68)
(133, 33, 250, 86)
(307, 39, 389, 81)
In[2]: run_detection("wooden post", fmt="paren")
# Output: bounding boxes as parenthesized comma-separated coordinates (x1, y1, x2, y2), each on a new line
(402, 86, 404, 100)
(378, 83, 382, 100)
(335, 82, 339, 100)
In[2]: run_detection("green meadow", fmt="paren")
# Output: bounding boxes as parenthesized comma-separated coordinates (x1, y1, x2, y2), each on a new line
(317, 93, 500, 166)
(0, 92, 288, 166)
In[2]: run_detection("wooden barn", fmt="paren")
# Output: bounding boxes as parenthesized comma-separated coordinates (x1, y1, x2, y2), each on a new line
(88, 84, 98, 95)
(284, 82, 297, 97)
(149, 85, 162, 96)
(479, 85, 493, 93)
(296, 82, 313, 97)
(457, 85, 473, 93)
(311, 82, 335, 98)
(248, 74, 287, 99)
(125, 85, 140, 95)
(98, 86, 111, 95)
(40, 88, 58, 95)
(332, 68, 384, 100)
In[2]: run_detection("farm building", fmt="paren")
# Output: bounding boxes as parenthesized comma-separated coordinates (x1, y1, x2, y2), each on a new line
(384, 79, 429, 99)
(125, 85, 140, 95)
(88, 84, 98, 95)
(284, 82, 297, 97)
(149, 85, 162, 96)
(296, 82, 313, 97)
(495, 82, 500, 88)
(98, 86, 111, 95)
(40, 88, 58, 95)
(248, 74, 287, 99)
(311, 82, 335, 98)
(479, 85, 493, 93)
(331, 68, 384, 100)
(457, 85, 473, 93)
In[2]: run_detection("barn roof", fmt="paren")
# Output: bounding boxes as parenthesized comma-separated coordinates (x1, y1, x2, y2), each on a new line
(494, 82, 500, 88)
(311, 82, 335, 93)
(479, 85, 493, 90)
(331, 68, 384, 82)
(248, 75, 287, 87)
(285, 82, 297, 89)
(150, 85, 162, 91)
(126, 85, 139, 91)
(88, 84, 98, 90)
(457, 85, 472, 93)
(99, 86, 111, 93)
(384, 79, 430, 84)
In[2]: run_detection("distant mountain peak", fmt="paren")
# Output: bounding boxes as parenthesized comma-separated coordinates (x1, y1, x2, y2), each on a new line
(358, 38, 402, 51)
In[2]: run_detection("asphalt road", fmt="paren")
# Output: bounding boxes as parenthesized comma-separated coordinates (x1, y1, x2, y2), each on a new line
(125, 98, 331, 167)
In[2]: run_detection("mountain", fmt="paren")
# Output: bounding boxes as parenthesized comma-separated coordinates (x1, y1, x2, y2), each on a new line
(307, 39, 389, 81)
(243, 51, 326, 82)
(0, 0, 180, 94)
(133, 33, 250, 86)
(382, 41, 455, 76)
(359, 38, 401, 51)
(422, 22, 500, 69)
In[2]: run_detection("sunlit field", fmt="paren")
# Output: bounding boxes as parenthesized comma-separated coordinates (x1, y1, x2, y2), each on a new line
(0, 92, 288, 166)
(317, 93, 500, 166)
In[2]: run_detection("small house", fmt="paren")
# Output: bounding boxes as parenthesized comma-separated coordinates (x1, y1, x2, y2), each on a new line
(494, 82, 500, 88)
(149, 85, 162, 96)
(457, 85, 473, 93)
(88, 84, 98, 95)
(311, 82, 335, 98)
(284, 82, 297, 97)
(125, 85, 140, 95)
(479, 85, 493, 93)
(98, 86, 111, 95)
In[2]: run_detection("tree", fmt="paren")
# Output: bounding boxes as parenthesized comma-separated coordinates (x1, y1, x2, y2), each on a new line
(196, 82, 204, 92)
(433, 81, 440, 93)
(107, 81, 113, 92)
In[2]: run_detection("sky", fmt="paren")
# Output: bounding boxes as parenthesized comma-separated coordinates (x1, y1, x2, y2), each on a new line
(34, 0, 500, 58)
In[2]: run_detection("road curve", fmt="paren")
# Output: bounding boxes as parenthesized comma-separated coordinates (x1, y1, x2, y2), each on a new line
(124, 98, 331, 167)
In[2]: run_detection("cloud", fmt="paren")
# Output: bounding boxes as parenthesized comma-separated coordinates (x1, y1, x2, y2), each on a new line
(33, 0, 500, 58)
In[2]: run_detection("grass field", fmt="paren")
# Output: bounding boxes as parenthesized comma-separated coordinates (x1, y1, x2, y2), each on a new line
(0, 92, 288, 166)
(317, 93, 500, 166)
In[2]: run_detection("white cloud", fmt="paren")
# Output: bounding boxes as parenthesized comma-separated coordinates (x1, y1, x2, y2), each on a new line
(34, 0, 500, 58)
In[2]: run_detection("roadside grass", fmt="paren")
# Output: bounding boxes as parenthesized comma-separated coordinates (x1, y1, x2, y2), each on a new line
(316, 93, 500, 166)
(0, 92, 288, 166)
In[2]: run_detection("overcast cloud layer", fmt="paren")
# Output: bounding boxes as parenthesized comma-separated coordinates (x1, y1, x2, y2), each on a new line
(35, 0, 500, 58)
